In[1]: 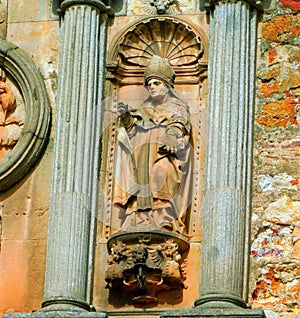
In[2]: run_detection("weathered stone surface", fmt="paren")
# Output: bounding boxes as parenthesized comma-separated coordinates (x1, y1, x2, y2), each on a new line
(264, 196, 300, 225)
(263, 45, 300, 66)
(198, 0, 257, 308)
(263, 311, 279, 318)
(262, 14, 300, 44)
(251, 226, 293, 260)
(252, 264, 300, 308)
(160, 307, 265, 317)
(256, 98, 298, 127)
(258, 65, 300, 99)
(257, 173, 298, 192)
(43, 1, 111, 314)
(279, 0, 300, 10)
(127, 0, 197, 15)
(7, 21, 59, 108)
(8, 0, 53, 23)
(5, 311, 106, 318)
(0, 239, 46, 317)
(0, 0, 8, 39)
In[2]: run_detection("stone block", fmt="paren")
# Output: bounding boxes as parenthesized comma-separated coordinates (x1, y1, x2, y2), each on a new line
(264, 196, 300, 225)
(256, 98, 298, 127)
(258, 65, 300, 98)
(264, 45, 300, 66)
(0, 239, 46, 316)
(257, 173, 298, 193)
(7, 21, 60, 84)
(262, 14, 300, 45)
(279, 0, 300, 11)
(251, 225, 293, 260)
(252, 263, 300, 308)
(8, 0, 52, 23)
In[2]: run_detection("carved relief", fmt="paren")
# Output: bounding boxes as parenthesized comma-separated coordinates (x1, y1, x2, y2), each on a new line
(128, 0, 197, 15)
(105, 234, 188, 308)
(115, 18, 204, 81)
(0, 38, 50, 192)
(99, 17, 207, 308)
(101, 17, 207, 239)
(114, 56, 192, 234)
(0, 69, 24, 160)
(140, 0, 181, 14)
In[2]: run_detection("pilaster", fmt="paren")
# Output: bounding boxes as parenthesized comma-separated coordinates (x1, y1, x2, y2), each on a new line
(197, 0, 256, 307)
(42, 1, 111, 313)
(161, 0, 264, 317)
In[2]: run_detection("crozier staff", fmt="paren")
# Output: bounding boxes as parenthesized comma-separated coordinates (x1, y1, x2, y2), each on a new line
(113, 55, 192, 234)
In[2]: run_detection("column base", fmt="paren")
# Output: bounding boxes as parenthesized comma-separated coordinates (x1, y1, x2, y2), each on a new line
(5, 305, 107, 318)
(160, 308, 265, 318)
(5, 312, 106, 318)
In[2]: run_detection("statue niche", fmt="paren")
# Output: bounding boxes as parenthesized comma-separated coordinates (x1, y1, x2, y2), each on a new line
(101, 16, 207, 308)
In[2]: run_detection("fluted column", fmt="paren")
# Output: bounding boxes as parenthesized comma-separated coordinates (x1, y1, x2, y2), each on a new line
(195, 0, 257, 309)
(43, 0, 112, 312)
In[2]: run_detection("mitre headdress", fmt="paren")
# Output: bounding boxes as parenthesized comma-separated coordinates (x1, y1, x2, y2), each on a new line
(144, 55, 175, 88)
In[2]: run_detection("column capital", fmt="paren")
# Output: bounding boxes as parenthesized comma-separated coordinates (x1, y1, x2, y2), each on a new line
(59, 0, 114, 15)
(205, 0, 263, 11)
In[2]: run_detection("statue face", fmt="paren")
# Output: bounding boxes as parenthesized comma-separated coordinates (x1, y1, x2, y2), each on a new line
(133, 247, 148, 263)
(155, 1, 167, 13)
(147, 78, 169, 101)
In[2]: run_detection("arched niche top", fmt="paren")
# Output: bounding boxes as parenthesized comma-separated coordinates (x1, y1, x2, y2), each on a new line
(0, 39, 51, 192)
(107, 16, 208, 84)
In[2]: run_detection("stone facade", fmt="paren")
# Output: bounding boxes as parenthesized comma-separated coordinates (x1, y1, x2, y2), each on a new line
(0, 0, 299, 318)
(250, 1, 300, 317)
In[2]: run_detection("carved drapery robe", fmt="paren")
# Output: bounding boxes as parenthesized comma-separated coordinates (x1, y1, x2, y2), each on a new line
(113, 96, 192, 234)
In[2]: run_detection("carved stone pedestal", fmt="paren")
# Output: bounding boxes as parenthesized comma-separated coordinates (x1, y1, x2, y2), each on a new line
(160, 307, 265, 318)
(105, 230, 189, 309)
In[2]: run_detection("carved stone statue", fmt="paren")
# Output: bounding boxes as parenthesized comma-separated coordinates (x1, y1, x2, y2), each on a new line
(0, 68, 23, 159)
(113, 56, 192, 234)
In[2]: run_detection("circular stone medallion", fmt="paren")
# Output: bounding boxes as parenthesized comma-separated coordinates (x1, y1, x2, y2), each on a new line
(0, 39, 50, 192)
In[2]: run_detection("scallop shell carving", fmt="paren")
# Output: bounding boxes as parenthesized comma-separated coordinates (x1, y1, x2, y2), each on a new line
(118, 18, 203, 69)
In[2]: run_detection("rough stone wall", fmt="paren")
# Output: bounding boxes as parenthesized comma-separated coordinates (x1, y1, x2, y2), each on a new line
(250, 0, 300, 317)
(0, 1, 59, 317)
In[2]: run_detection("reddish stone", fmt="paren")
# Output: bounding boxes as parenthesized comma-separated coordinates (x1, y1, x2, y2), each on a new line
(258, 65, 300, 97)
(256, 98, 298, 128)
(252, 264, 300, 307)
(263, 14, 300, 43)
(268, 48, 278, 64)
(290, 179, 299, 185)
(280, 0, 300, 11)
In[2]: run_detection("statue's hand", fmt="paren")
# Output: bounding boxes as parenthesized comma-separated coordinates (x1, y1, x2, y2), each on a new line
(117, 102, 128, 117)
(159, 127, 185, 154)
(117, 102, 135, 131)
